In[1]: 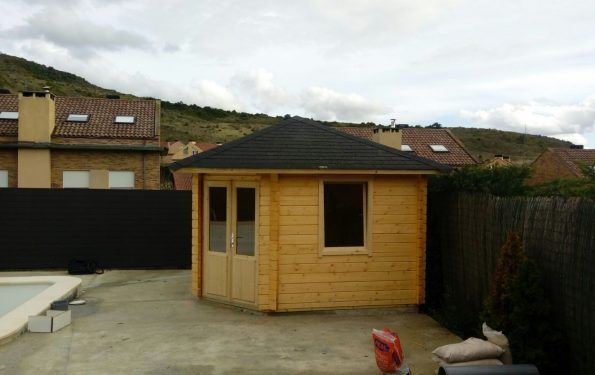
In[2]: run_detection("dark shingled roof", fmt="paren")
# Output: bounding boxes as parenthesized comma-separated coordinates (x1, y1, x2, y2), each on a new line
(171, 117, 450, 172)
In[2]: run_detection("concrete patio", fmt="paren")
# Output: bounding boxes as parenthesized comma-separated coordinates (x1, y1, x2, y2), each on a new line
(0, 270, 459, 374)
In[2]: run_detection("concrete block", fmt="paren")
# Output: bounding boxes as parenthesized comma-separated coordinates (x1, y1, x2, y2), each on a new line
(28, 310, 72, 333)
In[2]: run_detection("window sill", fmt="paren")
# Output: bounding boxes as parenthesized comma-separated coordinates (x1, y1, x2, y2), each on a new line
(320, 246, 371, 257)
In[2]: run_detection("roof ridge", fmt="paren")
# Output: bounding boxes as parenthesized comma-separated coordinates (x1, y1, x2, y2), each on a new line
(56, 96, 157, 103)
(170, 117, 295, 170)
(304, 118, 449, 170)
(443, 128, 480, 163)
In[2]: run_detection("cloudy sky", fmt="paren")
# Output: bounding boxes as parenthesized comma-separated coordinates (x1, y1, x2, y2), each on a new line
(2, 0, 595, 146)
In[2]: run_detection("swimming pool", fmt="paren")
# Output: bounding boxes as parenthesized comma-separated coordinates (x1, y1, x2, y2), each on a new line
(0, 276, 81, 344)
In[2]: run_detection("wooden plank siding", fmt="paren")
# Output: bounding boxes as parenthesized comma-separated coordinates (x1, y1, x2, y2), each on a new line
(191, 174, 201, 296)
(193, 173, 428, 312)
(276, 174, 426, 311)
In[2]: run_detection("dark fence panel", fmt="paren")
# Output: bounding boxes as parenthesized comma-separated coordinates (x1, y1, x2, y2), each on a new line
(0, 188, 191, 269)
(427, 193, 595, 374)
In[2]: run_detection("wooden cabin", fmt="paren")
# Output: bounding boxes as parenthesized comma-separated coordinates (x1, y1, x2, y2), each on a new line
(170, 117, 448, 312)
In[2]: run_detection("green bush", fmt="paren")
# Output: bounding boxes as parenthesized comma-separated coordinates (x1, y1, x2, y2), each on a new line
(481, 233, 562, 373)
(429, 165, 531, 196)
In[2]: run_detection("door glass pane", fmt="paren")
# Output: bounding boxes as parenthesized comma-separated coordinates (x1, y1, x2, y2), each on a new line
(236, 188, 256, 256)
(209, 187, 227, 252)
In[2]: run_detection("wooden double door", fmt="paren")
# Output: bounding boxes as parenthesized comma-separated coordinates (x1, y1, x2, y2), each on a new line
(203, 180, 258, 306)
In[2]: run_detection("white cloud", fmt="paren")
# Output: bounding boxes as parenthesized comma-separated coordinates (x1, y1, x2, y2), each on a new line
(189, 80, 240, 110)
(6, 4, 150, 58)
(230, 69, 289, 113)
(461, 96, 595, 146)
(301, 86, 390, 122)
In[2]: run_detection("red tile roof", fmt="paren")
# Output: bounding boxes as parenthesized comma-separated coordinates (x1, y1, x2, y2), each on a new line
(549, 148, 595, 177)
(172, 173, 192, 190)
(195, 143, 219, 152)
(0, 94, 18, 136)
(0, 94, 157, 140)
(339, 127, 478, 166)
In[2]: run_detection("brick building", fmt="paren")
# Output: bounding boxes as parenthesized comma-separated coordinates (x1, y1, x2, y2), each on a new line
(339, 126, 478, 167)
(0, 90, 161, 189)
(526, 147, 595, 185)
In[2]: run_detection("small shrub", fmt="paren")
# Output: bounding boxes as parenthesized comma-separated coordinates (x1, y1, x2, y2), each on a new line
(482, 233, 562, 373)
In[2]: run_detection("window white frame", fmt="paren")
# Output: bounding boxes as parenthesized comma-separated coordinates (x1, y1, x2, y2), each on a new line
(114, 115, 135, 124)
(0, 170, 8, 188)
(430, 144, 449, 152)
(401, 144, 413, 152)
(318, 177, 373, 256)
(66, 114, 90, 122)
(62, 171, 90, 188)
(108, 171, 135, 189)
(0, 111, 18, 120)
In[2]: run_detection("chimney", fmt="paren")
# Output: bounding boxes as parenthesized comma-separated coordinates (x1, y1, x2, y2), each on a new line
(18, 90, 56, 142)
(17, 90, 55, 188)
(372, 127, 402, 150)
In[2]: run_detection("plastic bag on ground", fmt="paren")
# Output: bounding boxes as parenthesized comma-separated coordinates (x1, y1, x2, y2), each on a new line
(372, 328, 410, 374)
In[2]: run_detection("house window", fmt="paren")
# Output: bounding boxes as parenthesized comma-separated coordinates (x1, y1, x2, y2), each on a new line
(320, 180, 372, 255)
(0, 170, 8, 188)
(108, 171, 134, 189)
(401, 144, 413, 152)
(0, 112, 18, 120)
(430, 144, 448, 152)
(66, 114, 90, 122)
(114, 116, 135, 124)
(63, 171, 90, 188)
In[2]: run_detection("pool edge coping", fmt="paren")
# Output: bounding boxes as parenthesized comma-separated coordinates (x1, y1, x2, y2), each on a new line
(0, 276, 81, 345)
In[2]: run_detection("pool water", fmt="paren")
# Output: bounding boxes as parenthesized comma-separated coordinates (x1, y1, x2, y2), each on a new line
(0, 283, 52, 317)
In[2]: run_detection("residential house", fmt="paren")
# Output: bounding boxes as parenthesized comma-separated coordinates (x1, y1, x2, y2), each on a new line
(170, 117, 449, 312)
(168, 142, 219, 190)
(161, 140, 185, 165)
(527, 147, 595, 185)
(483, 155, 512, 169)
(339, 126, 478, 167)
(0, 90, 161, 189)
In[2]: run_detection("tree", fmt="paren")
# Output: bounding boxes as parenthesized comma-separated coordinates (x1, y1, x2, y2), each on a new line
(482, 233, 562, 373)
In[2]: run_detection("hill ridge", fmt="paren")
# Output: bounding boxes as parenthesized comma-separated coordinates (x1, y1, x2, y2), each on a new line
(0, 52, 570, 162)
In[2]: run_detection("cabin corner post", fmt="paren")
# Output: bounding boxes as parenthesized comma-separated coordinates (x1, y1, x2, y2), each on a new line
(269, 173, 280, 311)
(416, 175, 428, 304)
(191, 174, 202, 297)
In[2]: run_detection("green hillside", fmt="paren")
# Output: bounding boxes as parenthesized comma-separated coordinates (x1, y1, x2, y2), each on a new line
(0, 52, 571, 161)
(450, 127, 570, 163)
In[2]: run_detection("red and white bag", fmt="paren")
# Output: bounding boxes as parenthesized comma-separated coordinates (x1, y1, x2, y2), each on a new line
(372, 328, 408, 374)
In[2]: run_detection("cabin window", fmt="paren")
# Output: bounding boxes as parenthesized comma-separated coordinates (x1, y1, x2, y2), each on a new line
(320, 180, 372, 255)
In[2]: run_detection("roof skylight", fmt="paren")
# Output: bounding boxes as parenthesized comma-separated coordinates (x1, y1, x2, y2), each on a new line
(67, 114, 89, 122)
(114, 116, 135, 124)
(401, 144, 413, 152)
(430, 144, 449, 152)
(0, 111, 18, 120)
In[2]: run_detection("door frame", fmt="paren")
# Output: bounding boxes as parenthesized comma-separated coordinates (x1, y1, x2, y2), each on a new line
(202, 178, 259, 308)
